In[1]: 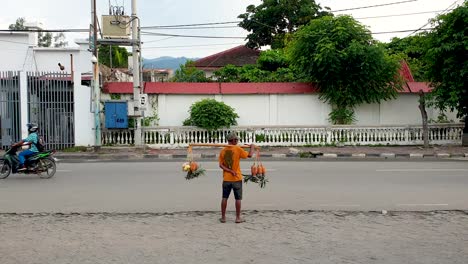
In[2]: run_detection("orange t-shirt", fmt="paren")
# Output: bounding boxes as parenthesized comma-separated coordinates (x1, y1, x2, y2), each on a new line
(219, 145, 249, 182)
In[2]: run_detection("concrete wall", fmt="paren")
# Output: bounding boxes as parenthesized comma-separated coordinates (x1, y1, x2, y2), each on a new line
(0, 33, 32, 71)
(0, 33, 92, 74)
(151, 93, 459, 127)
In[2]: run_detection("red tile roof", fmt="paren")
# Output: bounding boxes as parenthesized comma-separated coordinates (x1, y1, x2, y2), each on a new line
(103, 82, 133, 94)
(220, 83, 318, 94)
(406, 82, 431, 93)
(144, 82, 220, 94)
(399, 60, 415, 82)
(105, 82, 318, 94)
(105, 82, 429, 95)
(194, 45, 260, 69)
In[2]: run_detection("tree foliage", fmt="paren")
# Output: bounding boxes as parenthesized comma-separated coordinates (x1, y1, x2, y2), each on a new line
(213, 49, 302, 82)
(288, 15, 402, 124)
(425, 2, 467, 120)
(53, 33, 68, 48)
(238, 0, 331, 49)
(98, 45, 129, 68)
(8, 17, 67, 48)
(183, 99, 239, 130)
(384, 34, 429, 81)
(171, 60, 210, 82)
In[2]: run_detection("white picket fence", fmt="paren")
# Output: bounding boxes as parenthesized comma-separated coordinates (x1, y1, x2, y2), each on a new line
(101, 123, 464, 148)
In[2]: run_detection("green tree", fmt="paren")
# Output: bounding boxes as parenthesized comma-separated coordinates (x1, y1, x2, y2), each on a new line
(53, 33, 68, 48)
(384, 34, 429, 81)
(213, 49, 302, 83)
(257, 49, 289, 71)
(213, 65, 242, 82)
(8, 17, 26, 30)
(183, 99, 239, 130)
(98, 45, 129, 68)
(238, 0, 331, 49)
(171, 60, 210, 82)
(288, 15, 402, 124)
(424, 2, 468, 145)
(8, 17, 66, 48)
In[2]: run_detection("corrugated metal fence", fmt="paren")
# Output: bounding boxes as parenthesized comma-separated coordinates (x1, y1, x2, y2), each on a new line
(27, 72, 75, 150)
(0, 71, 21, 149)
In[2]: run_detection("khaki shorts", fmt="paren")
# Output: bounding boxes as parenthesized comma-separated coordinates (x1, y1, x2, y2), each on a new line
(222, 181, 243, 200)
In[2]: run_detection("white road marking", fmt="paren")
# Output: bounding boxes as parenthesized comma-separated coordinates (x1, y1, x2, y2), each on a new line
(396, 204, 449, 207)
(377, 169, 468, 172)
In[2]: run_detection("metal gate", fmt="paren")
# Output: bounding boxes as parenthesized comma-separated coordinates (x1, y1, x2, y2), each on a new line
(28, 72, 75, 150)
(0, 71, 21, 149)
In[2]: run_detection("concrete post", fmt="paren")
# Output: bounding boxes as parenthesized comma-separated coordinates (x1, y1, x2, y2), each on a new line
(19, 71, 29, 139)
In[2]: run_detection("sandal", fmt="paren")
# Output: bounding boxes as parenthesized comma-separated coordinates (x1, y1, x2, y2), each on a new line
(235, 219, 245, 223)
(219, 218, 226, 223)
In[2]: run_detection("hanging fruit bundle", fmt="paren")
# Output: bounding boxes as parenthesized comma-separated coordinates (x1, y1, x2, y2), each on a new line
(243, 150, 268, 188)
(182, 146, 205, 180)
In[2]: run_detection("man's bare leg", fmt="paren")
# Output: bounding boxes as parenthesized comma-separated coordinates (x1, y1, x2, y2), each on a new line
(235, 200, 243, 223)
(220, 198, 227, 223)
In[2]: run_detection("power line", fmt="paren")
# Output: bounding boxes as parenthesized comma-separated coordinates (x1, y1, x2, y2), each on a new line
(141, 21, 239, 29)
(141, 31, 245, 39)
(0, 29, 88, 33)
(141, 27, 435, 40)
(143, 42, 244, 49)
(405, 0, 461, 37)
(332, 0, 418, 12)
(142, 26, 239, 30)
(355, 9, 451, 19)
(373, 28, 433, 34)
(143, 36, 176, 44)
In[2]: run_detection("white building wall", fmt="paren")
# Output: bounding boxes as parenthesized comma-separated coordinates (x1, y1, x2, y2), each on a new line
(354, 103, 380, 125)
(33, 49, 80, 72)
(380, 95, 422, 125)
(0, 33, 92, 74)
(0, 33, 32, 71)
(158, 95, 216, 126)
(151, 93, 458, 127)
(222, 95, 270, 125)
(277, 94, 330, 126)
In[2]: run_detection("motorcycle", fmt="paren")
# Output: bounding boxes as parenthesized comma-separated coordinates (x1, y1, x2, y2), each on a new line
(0, 145, 57, 179)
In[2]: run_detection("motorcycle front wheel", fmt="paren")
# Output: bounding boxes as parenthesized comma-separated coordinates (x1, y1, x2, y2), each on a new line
(0, 159, 11, 179)
(38, 157, 56, 179)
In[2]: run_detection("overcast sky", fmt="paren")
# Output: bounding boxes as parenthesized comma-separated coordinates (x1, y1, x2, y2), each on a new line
(0, 0, 463, 59)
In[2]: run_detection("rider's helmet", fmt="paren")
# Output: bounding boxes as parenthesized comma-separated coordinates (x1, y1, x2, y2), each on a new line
(27, 123, 39, 133)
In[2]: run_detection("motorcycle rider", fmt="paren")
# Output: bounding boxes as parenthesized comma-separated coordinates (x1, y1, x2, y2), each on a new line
(12, 123, 40, 171)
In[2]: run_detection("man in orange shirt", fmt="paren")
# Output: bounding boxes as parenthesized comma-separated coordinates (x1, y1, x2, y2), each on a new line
(219, 132, 255, 223)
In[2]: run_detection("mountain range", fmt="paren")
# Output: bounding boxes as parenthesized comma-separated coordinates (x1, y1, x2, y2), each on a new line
(142, 57, 198, 71)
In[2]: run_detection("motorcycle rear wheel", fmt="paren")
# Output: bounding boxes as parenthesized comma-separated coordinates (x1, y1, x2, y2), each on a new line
(0, 159, 11, 179)
(38, 157, 56, 179)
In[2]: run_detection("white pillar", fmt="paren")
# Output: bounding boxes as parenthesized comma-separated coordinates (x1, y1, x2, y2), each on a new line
(73, 72, 95, 146)
(19, 71, 29, 139)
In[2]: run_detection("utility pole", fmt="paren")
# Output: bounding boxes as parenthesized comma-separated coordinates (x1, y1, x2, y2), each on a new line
(132, 0, 142, 145)
(91, 0, 101, 148)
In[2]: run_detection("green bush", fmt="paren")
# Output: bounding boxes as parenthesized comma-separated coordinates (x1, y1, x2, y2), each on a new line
(183, 99, 239, 130)
(328, 107, 356, 125)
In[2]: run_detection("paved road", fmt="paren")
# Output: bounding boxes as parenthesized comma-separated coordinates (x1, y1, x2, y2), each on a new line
(1, 160, 467, 213)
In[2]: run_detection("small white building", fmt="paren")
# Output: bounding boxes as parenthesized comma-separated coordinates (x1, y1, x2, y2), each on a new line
(0, 29, 95, 147)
